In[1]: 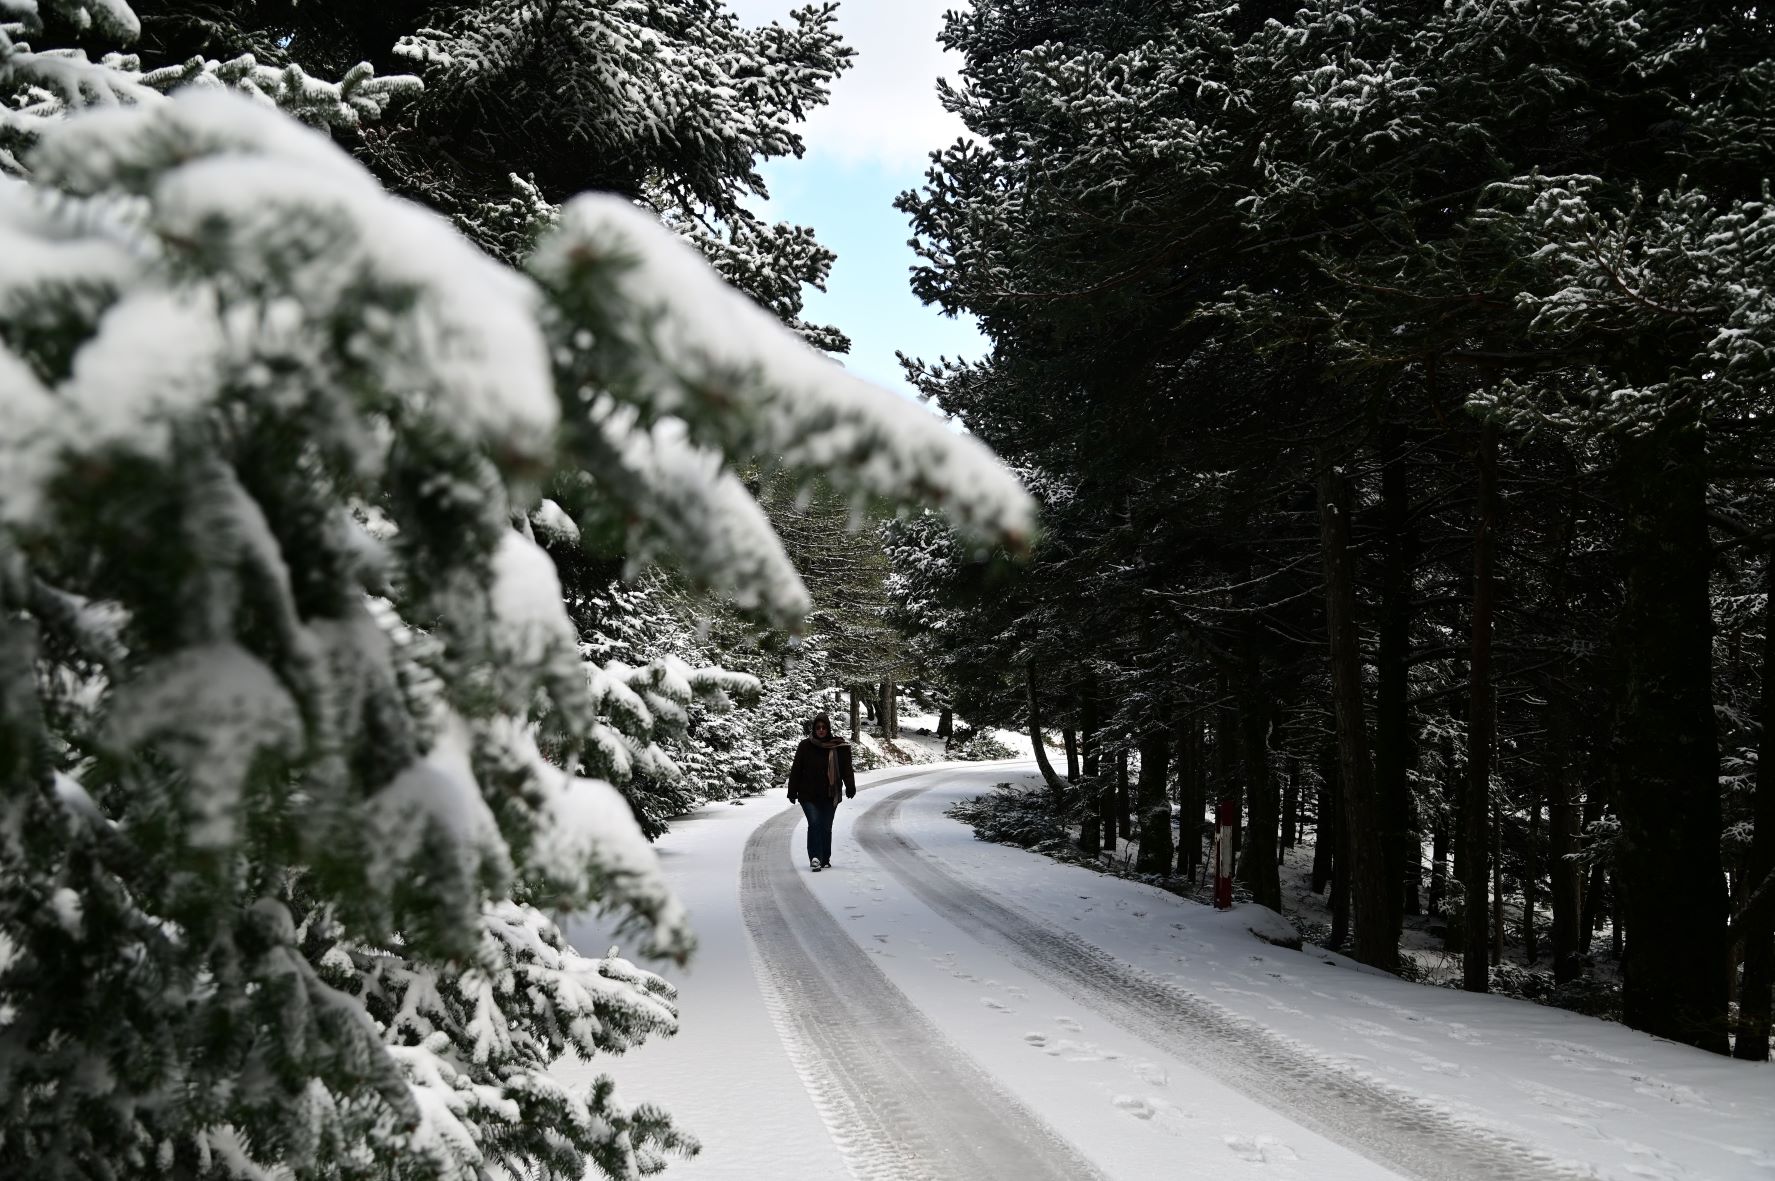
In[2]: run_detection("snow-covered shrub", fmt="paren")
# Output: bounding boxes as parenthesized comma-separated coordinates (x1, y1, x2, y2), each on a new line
(947, 784, 1071, 853)
(0, 31, 1031, 1181)
(950, 729, 1017, 761)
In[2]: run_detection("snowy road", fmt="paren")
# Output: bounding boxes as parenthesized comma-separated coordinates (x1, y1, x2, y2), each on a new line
(739, 768, 1109, 1181)
(853, 781, 1574, 1181)
(564, 761, 1775, 1181)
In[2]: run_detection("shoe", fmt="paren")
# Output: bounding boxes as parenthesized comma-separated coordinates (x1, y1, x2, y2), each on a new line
(810, 859, 821, 872)
(820, 859, 832, 869)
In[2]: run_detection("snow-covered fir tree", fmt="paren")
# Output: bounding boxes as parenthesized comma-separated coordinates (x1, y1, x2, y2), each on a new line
(0, 4, 1033, 1177)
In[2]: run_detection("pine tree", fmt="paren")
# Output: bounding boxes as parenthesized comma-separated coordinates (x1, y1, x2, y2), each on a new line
(0, 6, 1033, 1176)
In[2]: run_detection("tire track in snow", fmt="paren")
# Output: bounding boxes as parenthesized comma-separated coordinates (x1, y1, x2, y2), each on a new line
(739, 769, 1107, 1181)
(857, 781, 1586, 1181)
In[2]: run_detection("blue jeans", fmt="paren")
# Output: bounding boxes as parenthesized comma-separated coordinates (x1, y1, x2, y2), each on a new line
(800, 795, 837, 864)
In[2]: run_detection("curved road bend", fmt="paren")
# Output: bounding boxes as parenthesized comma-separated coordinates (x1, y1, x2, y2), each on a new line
(739, 767, 1109, 1181)
(853, 774, 1585, 1181)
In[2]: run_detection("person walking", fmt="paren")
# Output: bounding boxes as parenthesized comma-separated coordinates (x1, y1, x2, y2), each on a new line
(787, 712, 856, 871)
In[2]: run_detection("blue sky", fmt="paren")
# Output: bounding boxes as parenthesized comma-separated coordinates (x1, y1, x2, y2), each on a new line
(757, 155, 984, 393)
(727, 0, 987, 395)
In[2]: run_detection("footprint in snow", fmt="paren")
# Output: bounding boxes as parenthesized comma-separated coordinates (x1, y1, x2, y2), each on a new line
(1624, 1073, 1706, 1107)
(981, 997, 1013, 1012)
(1055, 1016, 1084, 1032)
(1023, 1032, 1050, 1048)
(1224, 1134, 1299, 1164)
(1113, 1095, 1156, 1120)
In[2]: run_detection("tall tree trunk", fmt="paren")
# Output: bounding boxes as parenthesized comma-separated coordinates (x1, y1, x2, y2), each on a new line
(1523, 795, 1540, 963)
(1026, 665, 1068, 802)
(1237, 634, 1281, 907)
(1216, 672, 1240, 857)
(1312, 742, 1337, 896)
(1429, 818, 1449, 919)
(879, 680, 892, 740)
(849, 689, 861, 743)
(1548, 695, 1583, 982)
(1579, 857, 1606, 955)
(1491, 797, 1505, 968)
(1080, 687, 1102, 856)
(1733, 550, 1775, 1060)
(937, 706, 953, 740)
(1330, 779, 1352, 951)
(1281, 753, 1300, 853)
(1319, 465, 1397, 972)
(1063, 728, 1080, 781)
(1176, 704, 1200, 876)
(1612, 417, 1728, 1053)
(1550, 781, 1582, 982)
(1376, 416, 1416, 944)
(1404, 787, 1423, 917)
(1463, 424, 1498, 993)
(1135, 730, 1174, 873)
(1610, 870, 1625, 961)
(1115, 749, 1131, 851)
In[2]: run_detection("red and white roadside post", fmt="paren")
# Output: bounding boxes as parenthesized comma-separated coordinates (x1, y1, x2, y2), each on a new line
(1212, 798, 1236, 909)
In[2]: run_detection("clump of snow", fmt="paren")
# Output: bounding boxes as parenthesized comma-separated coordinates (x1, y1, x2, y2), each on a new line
(488, 532, 578, 669)
(529, 497, 580, 542)
(366, 713, 511, 904)
(30, 90, 558, 464)
(531, 194, 1035, 549)
(590, 404, 812, 624)
(105, 642, 302, 848)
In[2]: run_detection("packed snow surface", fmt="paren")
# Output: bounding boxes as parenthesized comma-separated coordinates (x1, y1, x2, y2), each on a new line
(566, 760, 1775, 1181)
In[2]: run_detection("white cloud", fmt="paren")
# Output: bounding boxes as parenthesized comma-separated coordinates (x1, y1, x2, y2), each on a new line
(727, 0, 971, 170)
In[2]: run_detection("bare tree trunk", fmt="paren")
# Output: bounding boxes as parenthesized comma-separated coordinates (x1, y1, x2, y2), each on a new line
(1319, 465, 1397, 971)
(1026, 665, 1068, 801)
(1080, 688, 1102, 856)
(1734, 550, 1775, 1060)
(849, 689, 861, 743)
(1216, 672, 1240, 859)
(1135, 730, 1174, 873)
(1176, 705, 1202, 876)
(1281, 753, 1300, 853)
(937, 706, 952, 740)
(1613, 416, 1728, 1052)
(1330, 778, 1351, 951)
(1580, 857, 1606, 955)
(1491, 798, 1505, 968)
(1115, 749, 1131, 853)
(1237, 639, 1281, 908)
(1429, 819, 1449, 918)
(1063, 728, 1080, 781)
(1311, 742, 1336, 895)
(1463, 424, 1498, 993)
(1523, 795, 1540, 963)
(1376, 416, 1416, 945)
(1550, 752, 1583, 983)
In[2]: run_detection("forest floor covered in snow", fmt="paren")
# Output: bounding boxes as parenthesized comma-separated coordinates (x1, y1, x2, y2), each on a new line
(560, 756, 1775, 1181)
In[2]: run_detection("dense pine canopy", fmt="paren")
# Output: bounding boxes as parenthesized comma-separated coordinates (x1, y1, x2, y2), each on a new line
(892, 0, 1775, 1055)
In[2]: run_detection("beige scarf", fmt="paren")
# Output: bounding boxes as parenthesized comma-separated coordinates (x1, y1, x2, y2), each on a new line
(808, 735, 848, 803)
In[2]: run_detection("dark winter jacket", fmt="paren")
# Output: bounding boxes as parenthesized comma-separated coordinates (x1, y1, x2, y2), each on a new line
(786, 738, 856, 804)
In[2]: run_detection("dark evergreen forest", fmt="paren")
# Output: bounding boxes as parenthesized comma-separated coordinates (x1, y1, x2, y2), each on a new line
(884, 0, 1775, 1059)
